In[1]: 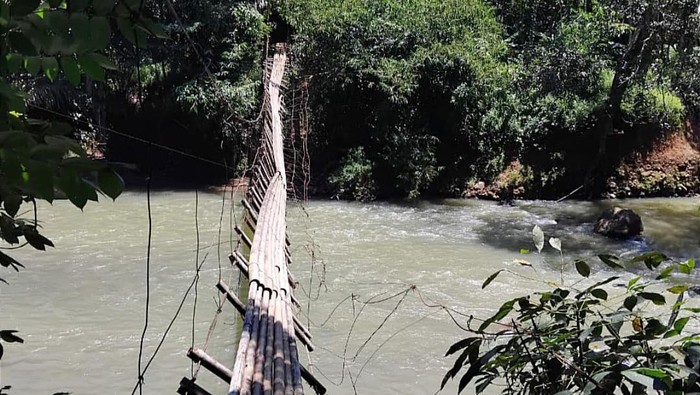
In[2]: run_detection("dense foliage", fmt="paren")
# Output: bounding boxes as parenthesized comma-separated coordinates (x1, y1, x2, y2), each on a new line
(282, 0, 700, 199)
(443, 226, 700, 394)
(0, 0, 160, 370)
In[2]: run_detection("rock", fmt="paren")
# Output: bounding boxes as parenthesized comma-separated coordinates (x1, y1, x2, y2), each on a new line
(594, 207, 644, 239)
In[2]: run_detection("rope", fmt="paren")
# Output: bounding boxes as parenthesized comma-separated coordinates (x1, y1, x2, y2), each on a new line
(190, 189, 200, 377)
(135, 172, 151, 395)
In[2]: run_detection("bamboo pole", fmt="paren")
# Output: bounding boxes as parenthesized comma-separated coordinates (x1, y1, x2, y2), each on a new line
(188, 347, 233, 384)
(229, 283, 260, 394)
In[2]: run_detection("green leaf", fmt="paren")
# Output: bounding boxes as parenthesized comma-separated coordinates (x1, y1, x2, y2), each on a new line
(10, 0, 40, 16)
(478, 299, 516, 332)
(67, 12, 89, 52)
(636, 368, 668, 379)
(60, 56, 80, 85)
(61, 156, 104, 171)
(482, 269, 504, 289)
(92, 0, 114, 15)
(639, 292, 666, 305)
(0, 250, 24, 270)
(67, 0, 89, 12)
(591, 288, 608, 300)
(85, 52, 116, 70)
(644, 319, 667, 336)
(630, 251, 668, 270)
(674, 317, 690, 333)
(679, 259, 695, 274)
(6, 53, 23, 73)
(9, 31, 37, 55)
(624, 295, 637, 311)
(575, 260, 590, 277)
(140, 16, 168, 39)
(24, 159, 54, 200)
(41, 56, 59, 81)
(627, 276, 640, 290)
(622, 370, 657, 389)
(24, 230, 54, 250)
(45, 9, 69, 37)
(656, 265, 675, 280)
(0, 330, 24, 343)
(532, 225, 544, 253)
(97, 167, 123, 200)
(445, 337, 480, 357)
(88, 16, 111, 50)
(117, 16, 147, 47)
(24, 55, 41, 75)
(667, 285, 688, 294)
(77, 53, 104, 80)
(598, 254, 623, 269)
(519, 248, 529, 254)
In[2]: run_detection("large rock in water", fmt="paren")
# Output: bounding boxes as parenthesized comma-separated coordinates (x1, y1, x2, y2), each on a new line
(594, 207, 643, 238)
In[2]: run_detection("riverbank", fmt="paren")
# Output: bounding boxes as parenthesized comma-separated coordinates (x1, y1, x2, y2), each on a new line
(464, 128, 700, 201)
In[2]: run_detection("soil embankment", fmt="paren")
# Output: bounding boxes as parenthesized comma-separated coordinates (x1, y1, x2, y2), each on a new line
(464, 123, 700, 201)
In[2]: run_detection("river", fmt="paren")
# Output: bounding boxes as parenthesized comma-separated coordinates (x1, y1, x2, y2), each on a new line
(2, 192, 698, 394)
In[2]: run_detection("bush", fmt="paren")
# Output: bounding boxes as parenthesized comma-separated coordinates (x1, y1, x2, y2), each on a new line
(329, 147, 376, 202)
(622, 84, 687, 130)
(443, 226, 700, 394)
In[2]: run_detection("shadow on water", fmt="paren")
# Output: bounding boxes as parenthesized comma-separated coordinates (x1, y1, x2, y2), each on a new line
(432, 198, 700, 262)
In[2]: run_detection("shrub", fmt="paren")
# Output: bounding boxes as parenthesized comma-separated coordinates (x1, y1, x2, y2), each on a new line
(329, 147, 376, 202)
(444, 226, 700, 394)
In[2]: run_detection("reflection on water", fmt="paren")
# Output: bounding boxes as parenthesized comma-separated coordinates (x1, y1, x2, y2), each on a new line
(1, 193, 698, 394)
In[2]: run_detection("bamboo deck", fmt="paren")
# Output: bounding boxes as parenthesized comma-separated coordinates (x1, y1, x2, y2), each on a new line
(180, 45, 324, 395)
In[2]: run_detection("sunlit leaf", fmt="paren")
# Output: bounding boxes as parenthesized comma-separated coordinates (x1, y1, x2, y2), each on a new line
(532, 225, 544, 253)
(24, 55, 41, 75)
(512, 259, 531, 266)
(656, 265, 675, 280)
(627, 276, 640, 290)
(41, 56, 59, 81)
(674, 317, 690, 333)
(549, 237, 561, 252)
(668, 285, 688, 294)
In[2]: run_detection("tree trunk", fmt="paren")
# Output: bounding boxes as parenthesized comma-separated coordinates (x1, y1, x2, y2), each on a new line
(584, 5, 660, 197)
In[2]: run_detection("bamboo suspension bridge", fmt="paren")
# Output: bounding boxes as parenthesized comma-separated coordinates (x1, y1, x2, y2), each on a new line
(177, 45, 325, 395)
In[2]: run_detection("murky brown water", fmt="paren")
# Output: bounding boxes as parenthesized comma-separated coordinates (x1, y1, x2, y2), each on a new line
(2, 193, 698, 394)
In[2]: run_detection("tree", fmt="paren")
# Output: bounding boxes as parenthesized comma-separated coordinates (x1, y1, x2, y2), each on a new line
(0, 0, 160, 371)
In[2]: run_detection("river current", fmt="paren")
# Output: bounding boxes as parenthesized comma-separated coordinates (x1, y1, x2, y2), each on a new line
(2, 192, 698, 394)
